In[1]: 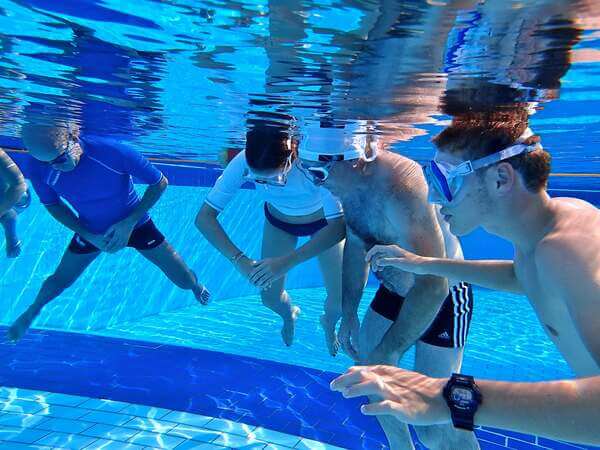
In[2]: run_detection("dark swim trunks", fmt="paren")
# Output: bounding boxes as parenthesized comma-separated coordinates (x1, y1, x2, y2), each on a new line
(68, 218, 165, 254)
(264, 203, 328, 237)
(370, 282, 474, 348)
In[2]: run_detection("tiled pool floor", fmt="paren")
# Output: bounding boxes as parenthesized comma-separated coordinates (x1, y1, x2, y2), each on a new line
(0, 386, 342, 449)
(1, 326, 598, 450)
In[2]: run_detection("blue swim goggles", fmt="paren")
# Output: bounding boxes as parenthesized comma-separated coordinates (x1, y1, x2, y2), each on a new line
(424, 129, 541, 204)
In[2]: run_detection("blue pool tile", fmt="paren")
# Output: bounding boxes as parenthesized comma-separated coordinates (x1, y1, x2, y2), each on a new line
(253, 427, 302, 448)
(128, 430, 186, 448)
(35, 431, 97, 448)
(203, 417, 256, 436)
(161, 410, 213, 428)
(475, 429, 508, 446)
(0, 443, 52, 450)
(294, 438, 346, 450)
(123, 416, 178, 433)
(211, 431, 267, 448)
(119, 404, 171, 419)
(479, 439, 513, 450)
(83, 438, 146, 449)
(34, 417, 94, 434)
(38, 403, 89, 419)
(0, 398, 45, 414)
(174, 441, 228, 450)
(0, 426, 50, 444)
(43, 392, 88, 407)
(80, 423, 141, 441)
(0, 411, 47, 427)
(81, 410, 135, 426)
(79, 398, 131, 413)
(0, 387, 46, 402)
(262, 445, 295, 450)
(507, 437, 548, 450)
(482, 427, 537, 444)
(537, 438, 586, 449)
(167, 424, 222, 442)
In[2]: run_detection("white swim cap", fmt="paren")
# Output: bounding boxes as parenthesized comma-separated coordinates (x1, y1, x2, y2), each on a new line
(298, 120, 377, 162)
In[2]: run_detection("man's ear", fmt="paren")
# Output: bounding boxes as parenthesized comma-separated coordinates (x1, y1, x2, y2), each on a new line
(488, 162, 516, 195)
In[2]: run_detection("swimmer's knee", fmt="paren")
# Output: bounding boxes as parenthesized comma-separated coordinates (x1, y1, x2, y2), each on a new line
(43, 273, 75, 295)
(260, 289, 286, 306)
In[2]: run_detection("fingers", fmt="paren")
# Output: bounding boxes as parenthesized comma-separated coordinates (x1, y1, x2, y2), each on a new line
(365, 245, 389, 263)
(251, 270, 273, 288)
(249, 264, 270, 284)
(361, 400, 401, 418)
(340, 334, 361, 361)
(330, 366, 367, 391)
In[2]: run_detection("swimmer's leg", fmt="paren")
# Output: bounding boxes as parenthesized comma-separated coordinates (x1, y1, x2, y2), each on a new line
(7, 246, 99, 341)
(359, 308, 415, 450)
(260, 217, 300, 346)
(1, 209, 21, 258)
(317, 239, 343, 356)
(138, 240, 210, 305)
(413, 342, 480, 450)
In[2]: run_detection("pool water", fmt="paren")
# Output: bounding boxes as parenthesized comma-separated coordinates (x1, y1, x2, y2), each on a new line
(95, 287, 572, 382)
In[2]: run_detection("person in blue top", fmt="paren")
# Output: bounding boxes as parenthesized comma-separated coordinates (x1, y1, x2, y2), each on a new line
(7, 123, 210, 342)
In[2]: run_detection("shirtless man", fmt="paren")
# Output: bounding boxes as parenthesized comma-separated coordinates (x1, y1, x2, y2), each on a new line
(334, 111, 600, 443)
(298, 123, 479, 450)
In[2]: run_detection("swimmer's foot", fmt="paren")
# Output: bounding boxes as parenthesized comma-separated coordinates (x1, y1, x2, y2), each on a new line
(281, 306, 301, 347)
(6, 240, 21, 258)
(194, 284, 211, 305)
(7, 308, 37, 342)
(320, 313, 341, 357)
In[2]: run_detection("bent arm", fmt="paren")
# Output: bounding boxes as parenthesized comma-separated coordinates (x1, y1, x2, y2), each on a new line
(376, 204, 448, 357)
(46, 202, 93, 239)
(342, 228, 369, 317)
(287, 216, 345, 268)
(421, 258, 523, 294)
(195, 202, 245, 263)
(123, 175, 167, 225)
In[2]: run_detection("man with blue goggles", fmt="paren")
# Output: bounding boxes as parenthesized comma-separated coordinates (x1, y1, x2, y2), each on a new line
(424, 128, 540, 204)
(356, 119, 600, 444)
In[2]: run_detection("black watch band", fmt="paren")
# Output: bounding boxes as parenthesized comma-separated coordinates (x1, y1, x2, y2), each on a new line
(443, 373, 482, 432)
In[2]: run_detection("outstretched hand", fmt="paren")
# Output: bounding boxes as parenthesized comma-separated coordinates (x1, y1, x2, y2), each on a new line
(330, 365, 449, 426)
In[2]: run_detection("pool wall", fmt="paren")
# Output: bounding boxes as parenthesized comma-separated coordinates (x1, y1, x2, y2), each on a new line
(1, 153, 598, 335)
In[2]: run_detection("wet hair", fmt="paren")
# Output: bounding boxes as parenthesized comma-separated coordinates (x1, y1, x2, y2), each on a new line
(21, 122, 78, 156)
(245, 122, 294, 171)
(433, 108, 551, 192)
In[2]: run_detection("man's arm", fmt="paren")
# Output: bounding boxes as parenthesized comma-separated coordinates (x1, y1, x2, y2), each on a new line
(367, 245, 524, 294)
(124, 175, 168, 224)
(0, 150, 27, 216)
(103, 175, 167, 252)
(339, 227, 370, 360)
(288, 216, 345, 266)
(45, 201, 107, 250)
(331, 366, 600, 445)
(249, 216, 346, 288)
(371, 201, 448, 361)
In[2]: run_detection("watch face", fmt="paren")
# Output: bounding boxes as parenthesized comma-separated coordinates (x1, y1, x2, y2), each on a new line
(451, 387, 474, 404)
